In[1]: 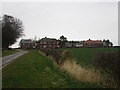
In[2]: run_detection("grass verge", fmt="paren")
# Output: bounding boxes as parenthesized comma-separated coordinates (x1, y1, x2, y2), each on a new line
(2, 49, 19, 57)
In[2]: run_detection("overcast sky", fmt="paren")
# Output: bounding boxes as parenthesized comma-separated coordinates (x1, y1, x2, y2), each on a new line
(2, 1, 118, 47)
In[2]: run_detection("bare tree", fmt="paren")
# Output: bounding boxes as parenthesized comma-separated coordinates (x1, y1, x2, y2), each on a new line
(1, 14, 24, 49)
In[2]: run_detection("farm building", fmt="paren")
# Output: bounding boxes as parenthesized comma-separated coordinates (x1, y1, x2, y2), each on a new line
(83, 39, 103, 47)
(36, 37, 60, 48)
(20, 39, 36, 49)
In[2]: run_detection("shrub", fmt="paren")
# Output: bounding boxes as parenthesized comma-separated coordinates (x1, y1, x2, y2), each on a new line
(59, 50, 71, 64)
(94, 50, 120, 87)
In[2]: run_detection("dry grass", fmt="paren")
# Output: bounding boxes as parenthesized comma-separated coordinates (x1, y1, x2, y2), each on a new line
(59, 60, 104, 82)
(54, 59, 117, 88)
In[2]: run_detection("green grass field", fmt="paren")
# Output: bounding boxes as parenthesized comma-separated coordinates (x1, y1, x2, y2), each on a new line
(64, 48, 119, 68)
(3, 50, 97, 88)
(2, 49, 19, 57)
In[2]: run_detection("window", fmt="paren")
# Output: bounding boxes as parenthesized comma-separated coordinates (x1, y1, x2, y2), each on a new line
(43, 45, 46, 48)
(44, 42, 46, 44)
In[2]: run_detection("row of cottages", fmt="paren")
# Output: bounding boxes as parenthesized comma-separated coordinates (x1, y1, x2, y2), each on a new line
(83, 39, 103, 47)
(36, 37, 60, 48)
(66, 39, 112, 48)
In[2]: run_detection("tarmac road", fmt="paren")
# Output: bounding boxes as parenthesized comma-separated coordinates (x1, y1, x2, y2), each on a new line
(0, 49, 27, 69)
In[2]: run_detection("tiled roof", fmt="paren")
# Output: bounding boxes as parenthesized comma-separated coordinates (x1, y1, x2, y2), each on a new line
(40, 37, 58, 42)
(20, 39, 33, 43)
(83, 40, 103, 43)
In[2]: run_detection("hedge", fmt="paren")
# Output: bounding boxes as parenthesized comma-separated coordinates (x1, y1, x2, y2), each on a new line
(40, 48, 71, 64)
